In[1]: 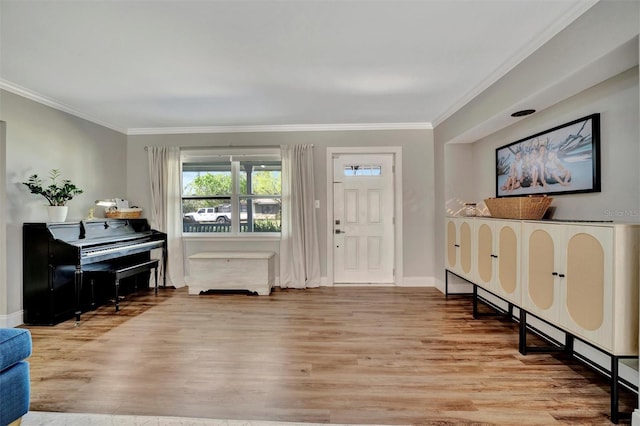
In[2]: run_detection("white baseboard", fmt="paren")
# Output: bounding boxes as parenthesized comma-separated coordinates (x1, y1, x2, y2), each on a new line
(318, 276, 436, 287)
(399, 276, 435, 287)
(0, 310, 24, 328)
(632, 409, 640, 426)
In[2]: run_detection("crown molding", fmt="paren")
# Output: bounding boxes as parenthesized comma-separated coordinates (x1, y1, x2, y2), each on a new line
(127, 122, 433, 135)
(432, 0, 599, 127)
(1, 80, 431, 135)
(0, 79, 127, 134)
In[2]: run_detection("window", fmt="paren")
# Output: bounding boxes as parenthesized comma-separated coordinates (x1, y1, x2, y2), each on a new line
(343, 164, 382, 176)
(181, 149, 281, 234)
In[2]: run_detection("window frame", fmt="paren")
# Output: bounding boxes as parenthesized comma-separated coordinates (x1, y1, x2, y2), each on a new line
(181, 148, 282, 238)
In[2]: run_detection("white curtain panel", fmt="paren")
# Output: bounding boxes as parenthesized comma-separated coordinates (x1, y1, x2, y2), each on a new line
(147, 146, 185, 288)
(279, 144, 321, 289)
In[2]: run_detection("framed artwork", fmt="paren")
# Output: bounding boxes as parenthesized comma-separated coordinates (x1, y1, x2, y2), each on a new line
(495, 113, 600, 198)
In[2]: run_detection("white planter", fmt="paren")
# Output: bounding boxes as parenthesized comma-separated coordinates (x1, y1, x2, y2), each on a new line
(47, 206, 68, 222)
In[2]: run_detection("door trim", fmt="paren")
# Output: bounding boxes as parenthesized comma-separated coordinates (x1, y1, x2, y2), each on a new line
(326, 146, 403, 285)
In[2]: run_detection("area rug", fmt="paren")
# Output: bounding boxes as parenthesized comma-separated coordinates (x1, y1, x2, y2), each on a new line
(22, 411, 394, 426)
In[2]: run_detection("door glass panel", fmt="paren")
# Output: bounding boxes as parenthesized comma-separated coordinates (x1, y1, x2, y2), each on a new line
(343, 165, 382, 176)
(566, 233, 604, 330)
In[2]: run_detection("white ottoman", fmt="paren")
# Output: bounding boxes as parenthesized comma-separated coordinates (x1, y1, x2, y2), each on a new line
(186, 251, 275, 296)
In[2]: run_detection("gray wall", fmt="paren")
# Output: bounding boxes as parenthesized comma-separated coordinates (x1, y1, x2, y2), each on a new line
(471, 67, 639, 221)
(435, 0, 639, 145)
(0, 87, 436, 323)
(435, 66, 639, 291)
(126, 129, 435, 284)
(2, 0, 636, 323)
(433, 0, 640, 291)
(0, 90, 127, 324)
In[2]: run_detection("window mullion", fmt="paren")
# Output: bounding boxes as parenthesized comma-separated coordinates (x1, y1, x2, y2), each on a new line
(231, 160, 240, 234)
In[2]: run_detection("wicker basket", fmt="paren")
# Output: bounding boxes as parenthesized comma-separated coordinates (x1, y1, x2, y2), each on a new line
(484, 196, 552, 220)
(105, 208, 142, 219)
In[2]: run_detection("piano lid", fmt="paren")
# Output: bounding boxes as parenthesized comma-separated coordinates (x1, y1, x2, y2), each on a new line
(45, 219, 152, 246)
(46, 221, 83, 244)
(36, 219, 160, 250)
(81, 219, 138, 239)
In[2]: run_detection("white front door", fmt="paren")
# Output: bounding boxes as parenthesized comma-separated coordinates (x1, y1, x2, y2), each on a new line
(333, 154, 395, 283)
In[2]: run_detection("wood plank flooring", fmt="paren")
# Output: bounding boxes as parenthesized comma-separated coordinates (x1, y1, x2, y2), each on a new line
(22, 286, 636, 425)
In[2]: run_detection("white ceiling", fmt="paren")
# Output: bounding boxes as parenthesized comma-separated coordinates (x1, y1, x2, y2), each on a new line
(0, 0, 597, 134)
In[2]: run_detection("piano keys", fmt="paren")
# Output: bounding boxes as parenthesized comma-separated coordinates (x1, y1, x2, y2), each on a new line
(23, 219, 167, 325)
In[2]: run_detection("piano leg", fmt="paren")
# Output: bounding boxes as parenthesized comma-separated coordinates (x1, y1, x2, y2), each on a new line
(90, 278, 96, 309)
(162, 246, 168, 288)
(114, 278, 120, 312)
(74, 268, 83, 325)
(154, 265, 159, 295)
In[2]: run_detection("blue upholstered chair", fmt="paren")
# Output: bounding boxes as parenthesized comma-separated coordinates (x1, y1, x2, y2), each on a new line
(0, 328, 31, 426)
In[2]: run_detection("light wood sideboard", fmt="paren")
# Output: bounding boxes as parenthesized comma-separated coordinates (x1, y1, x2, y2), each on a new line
(445, 216, 640, 423)
(446, 216, 640, 356)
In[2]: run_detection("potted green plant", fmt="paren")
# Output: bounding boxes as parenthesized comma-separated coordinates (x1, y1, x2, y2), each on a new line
(23, 169, 83, 222)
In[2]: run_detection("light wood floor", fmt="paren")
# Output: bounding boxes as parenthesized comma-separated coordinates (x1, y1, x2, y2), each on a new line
(22, 286, 636, 425)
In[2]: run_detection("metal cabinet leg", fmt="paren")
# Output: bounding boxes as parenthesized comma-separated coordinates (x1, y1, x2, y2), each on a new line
(518, 309, 527, 355)
(472, 285, 478, 319)
(611, 356, 620, 424)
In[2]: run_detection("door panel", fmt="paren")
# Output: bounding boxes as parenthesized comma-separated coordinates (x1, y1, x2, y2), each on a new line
(344, 236, 359, 270)
(345, 190, 358, 223)
(367, 237, 382, 268)
(368, 190, 381, 223)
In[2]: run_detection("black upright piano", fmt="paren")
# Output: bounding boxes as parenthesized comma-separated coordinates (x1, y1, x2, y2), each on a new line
(23, 219, 167, 325)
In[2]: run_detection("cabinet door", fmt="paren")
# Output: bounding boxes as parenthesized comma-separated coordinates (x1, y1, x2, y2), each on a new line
(446, 219, 458, 271)
(522, 223, 615, 350)
(561, 226, 613, 349)
(495, 221, 520, 304)
(446, 218, 473, 280)
(522, 223, 561, 325)
(475, 219, 520, 303)
(459, 219, 473, 279)
(475, 220, 493, 288)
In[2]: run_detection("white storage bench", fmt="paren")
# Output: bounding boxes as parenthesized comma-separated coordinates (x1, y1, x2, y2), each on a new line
(186, 251, 275, 296)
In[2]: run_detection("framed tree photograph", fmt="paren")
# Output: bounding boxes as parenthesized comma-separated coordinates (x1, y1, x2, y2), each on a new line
(496, 113, 601, 198)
